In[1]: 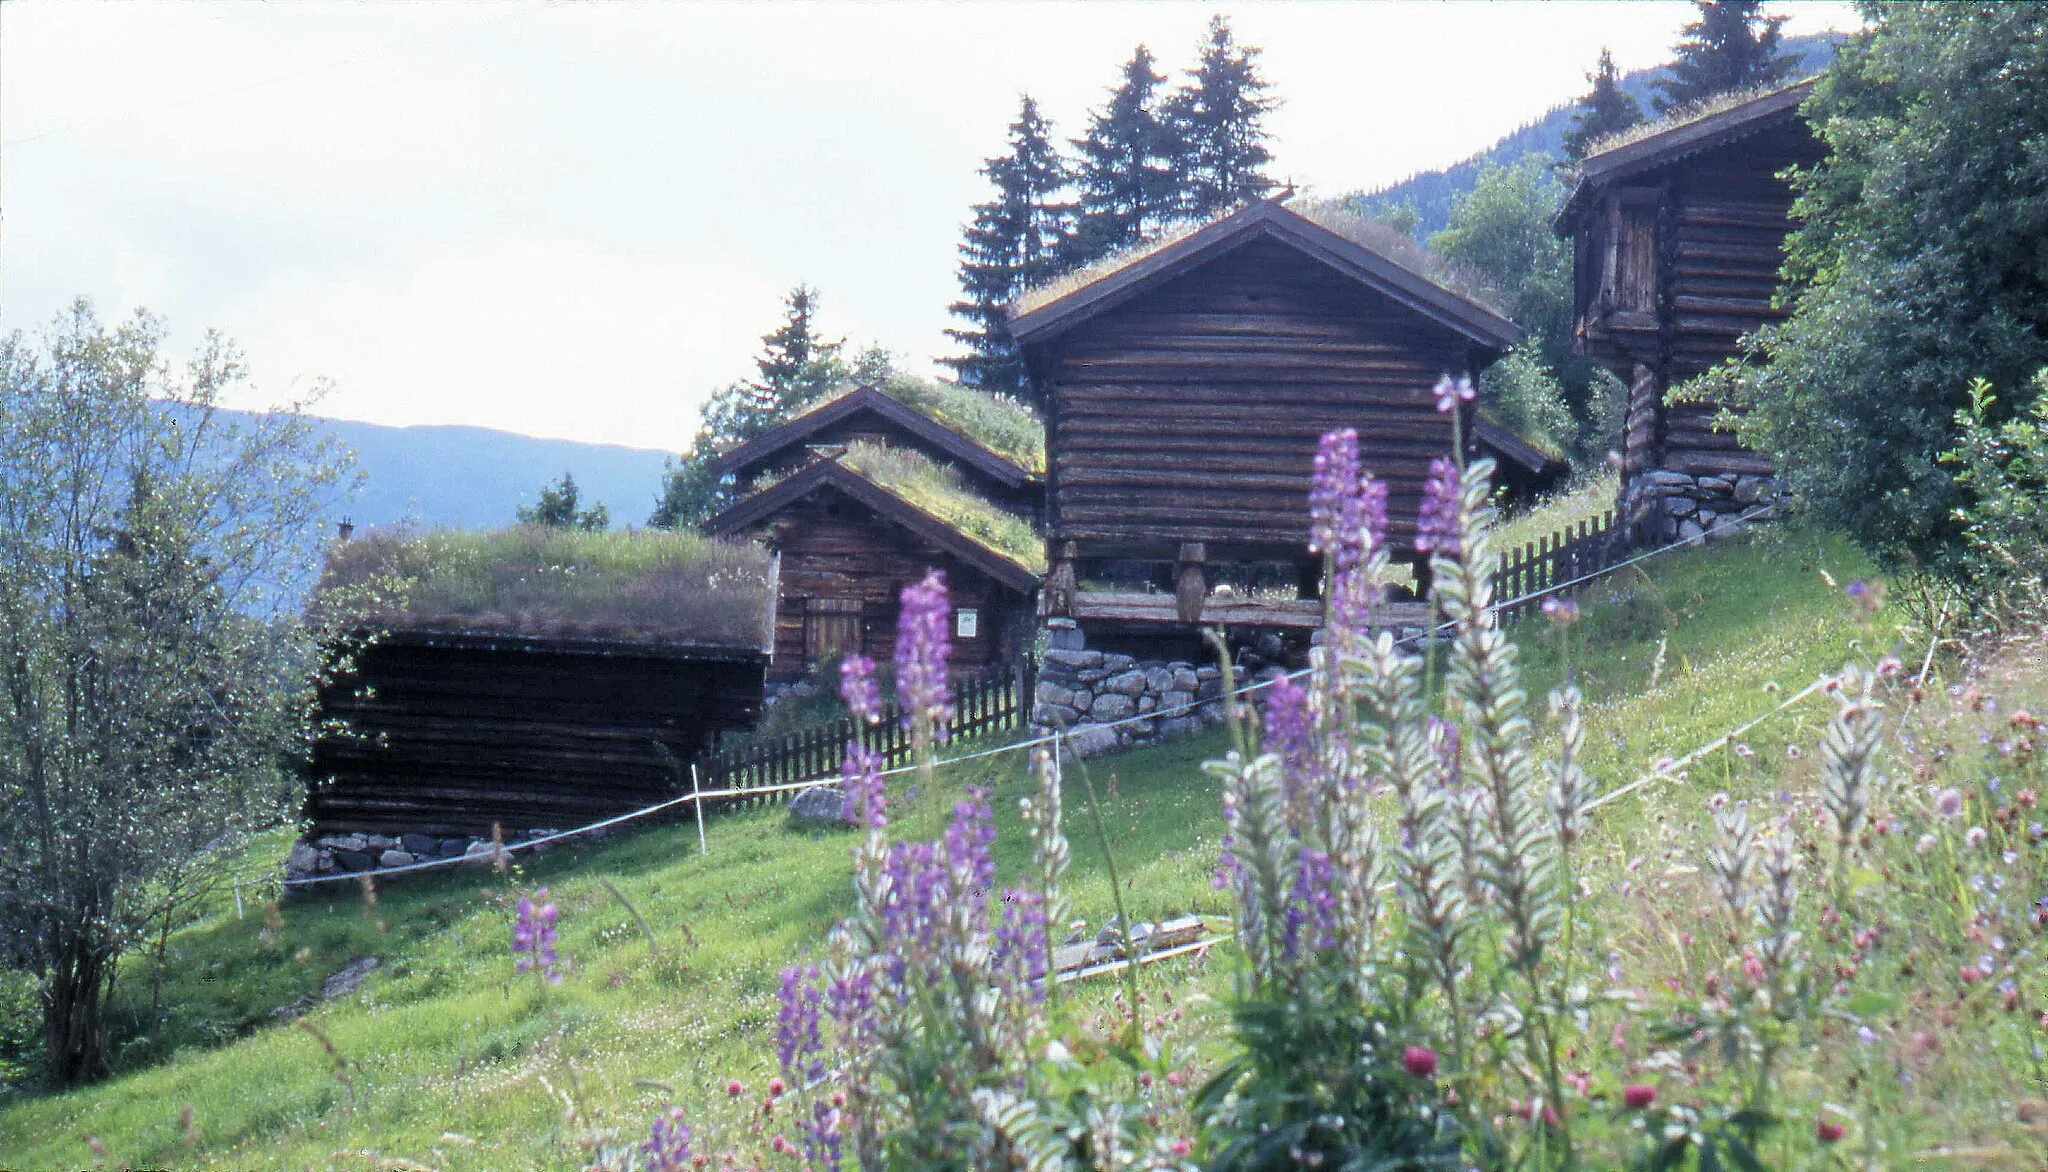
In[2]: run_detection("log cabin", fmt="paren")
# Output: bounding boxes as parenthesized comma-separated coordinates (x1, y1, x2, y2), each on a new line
(704, 444, 1043, 684)
(307, 527, 774, 835)
(705, 382, 1043, 521)
(1008, 196, 1546, 654)
(1554, 78, 1822, 543)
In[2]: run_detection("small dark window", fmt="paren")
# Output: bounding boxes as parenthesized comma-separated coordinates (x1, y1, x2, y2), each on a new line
(805, 598, 862, 664)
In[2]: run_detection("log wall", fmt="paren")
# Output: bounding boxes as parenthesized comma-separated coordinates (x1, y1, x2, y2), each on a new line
(308, 633, 764, 836)
(1040, 237, 1482, 561)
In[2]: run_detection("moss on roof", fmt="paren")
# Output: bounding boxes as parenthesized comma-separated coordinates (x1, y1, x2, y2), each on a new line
(796, 375, 1045, 476)
(316, 525, 776, 648)
(1009, 199, 1509, 322)
(1578, 77, 1815, 164)
(826, 442, 1044, 574)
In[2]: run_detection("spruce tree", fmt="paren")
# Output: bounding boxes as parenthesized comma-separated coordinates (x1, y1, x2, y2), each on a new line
(649, 287, 848, 528)
(1164, 15, 1278, 221)
(942, 95, 1073, 396)
(518, 472, 609, 530)
(1562, 48, 1645, 161)
(1651, 0, 1799, 112)
(1068, 45, 1177, 266)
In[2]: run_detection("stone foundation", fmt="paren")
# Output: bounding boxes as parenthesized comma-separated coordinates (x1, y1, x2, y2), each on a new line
(1623, 469, 1777, 545)
(1032, 618, 1226, 757)
(284, 827, 602, 887)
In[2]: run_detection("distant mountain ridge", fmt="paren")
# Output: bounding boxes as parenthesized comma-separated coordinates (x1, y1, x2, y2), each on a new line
(1347, 33, 1840, 236)
(300, 415, 674, 532)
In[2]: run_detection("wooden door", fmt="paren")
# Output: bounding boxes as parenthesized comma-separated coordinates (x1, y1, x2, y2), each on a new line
(804, 598, 862, 665)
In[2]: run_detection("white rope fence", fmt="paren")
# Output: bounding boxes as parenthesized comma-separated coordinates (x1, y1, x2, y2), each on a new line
(281, 502, 1784, 889)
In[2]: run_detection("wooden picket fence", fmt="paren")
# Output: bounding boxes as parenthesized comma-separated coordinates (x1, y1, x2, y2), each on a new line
(688, 666, 1033, 808)
(1490, 509, 1626, 623)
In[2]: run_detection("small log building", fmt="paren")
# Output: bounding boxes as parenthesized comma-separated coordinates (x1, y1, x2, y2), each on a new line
(310, 631, 764, 836)
(1010, 197, 1542, 652)
(706, 451, 1041, 684)
(1554, 79, 1821, 542)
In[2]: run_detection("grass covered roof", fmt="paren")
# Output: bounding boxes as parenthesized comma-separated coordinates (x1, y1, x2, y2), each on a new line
(794, 375, 1045, 476)
(1010, 197, 1510, 324)
(830, 442, 1044, 573)
(317, 525, 776, 649)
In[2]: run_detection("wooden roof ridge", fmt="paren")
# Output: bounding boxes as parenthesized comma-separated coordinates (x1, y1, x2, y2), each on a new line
(363, 627, 772, 661)
(702, 457, 1043, 594)
(1472, 415, 1569, 481)
(703, 384, 1032, 488)
(1556, 77, 1817, 230)
(1007, 197, 1523, 351)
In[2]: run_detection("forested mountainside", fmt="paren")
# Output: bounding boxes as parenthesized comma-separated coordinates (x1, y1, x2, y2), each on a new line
(1347, 32, 1839, 235)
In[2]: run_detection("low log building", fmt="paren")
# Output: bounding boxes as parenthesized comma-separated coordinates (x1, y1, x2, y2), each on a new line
(307, 527, 773, 836)
(1554, 79, 1821, 543)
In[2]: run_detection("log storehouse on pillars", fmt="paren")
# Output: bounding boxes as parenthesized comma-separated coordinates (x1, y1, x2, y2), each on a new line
(1554, 78, 1822, 545)
(703, 385, 1044, 685)
(1009, 196, 1543, 661)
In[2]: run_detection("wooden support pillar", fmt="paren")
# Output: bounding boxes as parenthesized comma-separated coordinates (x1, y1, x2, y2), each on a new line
(1412, 554, 1434, 601)
(1043, 541, 1077, 618)
(1295, 557, 1322, 601)
(1174, 542, 1207, 624)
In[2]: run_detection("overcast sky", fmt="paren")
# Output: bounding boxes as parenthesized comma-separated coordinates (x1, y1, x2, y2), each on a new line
(1, 1, 1861, 453)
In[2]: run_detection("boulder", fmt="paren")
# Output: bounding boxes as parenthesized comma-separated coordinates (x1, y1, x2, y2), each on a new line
(379, 850, 414, 869)
(1137, 695, 1156, 713)
(1196, 678, 1223, 701)
(1041, 648, 1102, 670)
(1036, 681, 1080, 710)
(1032, 701, 1081, 728)
(1158, 689, 1196, 713)
(321, 834, 368, 853)
(1195, 665, 1222, 681)
(400, 833, 438, 857)
(1076, 668, 1110, 684)
(364, 835, 396, 851)
(1066, 724, 1120, 758)
(1665, 495, 1697, 517)
(1254, 631, 1285, 662)
(1733, 475, 1767, 504)
(1144, 667, 1175, 693)
(462, 841, 504, 868)
(1171, 667, 1200, 692)
(287, 842, 322, 876)
(334, 850, 374, 872)
(1644, 470, 1695, 488)
(1101, 652, 1136, 672)
(1158, 715, 1204, 740)
(787, 785, 851, 830)
(1105, 667, 1155, 696)
(1046, 625, 1085, 650)
(438, 838, 469, 857)
(1678, 518, 1707, 545)
(1090, 693, 1137, 721)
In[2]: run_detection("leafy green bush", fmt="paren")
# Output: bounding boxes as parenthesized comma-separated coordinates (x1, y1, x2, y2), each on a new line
(1939, 370, 2048, 631)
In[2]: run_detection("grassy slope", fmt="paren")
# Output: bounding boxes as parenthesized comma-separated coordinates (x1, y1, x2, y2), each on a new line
(0, 526, 1968, 1168)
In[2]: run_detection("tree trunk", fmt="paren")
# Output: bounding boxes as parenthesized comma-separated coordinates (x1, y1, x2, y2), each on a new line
(44, 925, 116, 1085)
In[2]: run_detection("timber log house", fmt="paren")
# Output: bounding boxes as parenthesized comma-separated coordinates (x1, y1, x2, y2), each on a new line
(1010, 196, 1542, 652)
(705, 441, 1041, 685)
(309, 631, 765, 836)
(1555, 79, 1822, 543)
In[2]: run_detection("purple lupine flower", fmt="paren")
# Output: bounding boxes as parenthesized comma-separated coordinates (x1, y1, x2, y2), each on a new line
(1415, 457, 1462, 556)
(777, 964, 828, 1085)
(839, 741, 886, 830)
(993, 887, 1049, 998)
(894, 570, 953, 740)
(824, 962, 876, 1049)
(1309, 429, 1361, 556)
(1432, 373, 1476, 414)
(839, 654, 882, 723)
(1282, 847, 1341, 959)
(879, 840, 951, 970)
(512, 888, 562, 984)
(643, 1104, 695, 1171)
(945, 786, 999, 903)
(1354, 475, 1390, 554)
(1262, 675, 1314, 802)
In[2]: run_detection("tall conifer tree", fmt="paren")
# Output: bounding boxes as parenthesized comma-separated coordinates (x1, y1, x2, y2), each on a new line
(943, 95, 1073, 396)
(1068, 45, 1177, 266)
(649, 286, 847, 528)
(1562, 48, 1646, 160)
(1165, 16, 1278, 220)
(1652, 0, 1799, 112)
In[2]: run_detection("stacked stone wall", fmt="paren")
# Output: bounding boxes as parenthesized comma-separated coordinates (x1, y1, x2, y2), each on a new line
(1031, 618, 1225, 757)
(1623, 469, 1777, 545)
